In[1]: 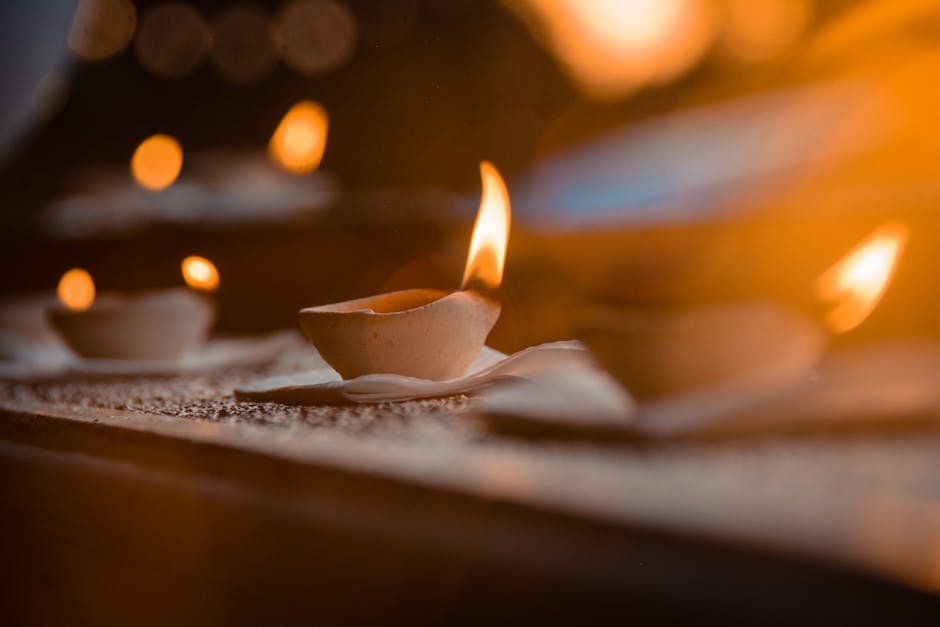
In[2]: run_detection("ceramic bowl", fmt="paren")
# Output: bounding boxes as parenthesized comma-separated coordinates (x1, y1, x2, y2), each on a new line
(579, 300, 825, 398)
(48, 288, 215, 360)
(299, 288, 500, 380)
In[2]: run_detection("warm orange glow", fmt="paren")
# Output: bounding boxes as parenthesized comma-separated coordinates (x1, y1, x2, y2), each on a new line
(181, 256, 220, 292)
(268, 101, 329, 174)
(504, 0, 715, 99)
(461, 162, 511, 291)
(817, 223, 908, 333)
(721, 0, 813, 64)
(131, 134, 183, 191)
(805, 0, 936, 64)
(57, 268, 95, 311)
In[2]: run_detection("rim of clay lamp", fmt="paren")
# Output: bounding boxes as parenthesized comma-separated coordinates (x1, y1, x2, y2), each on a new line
(298, 288, 500, 380)
(302, 288, 465, 315)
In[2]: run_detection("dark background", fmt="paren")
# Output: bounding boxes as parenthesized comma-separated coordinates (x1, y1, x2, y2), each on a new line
(0, 0, 573, 227)
(0, 0, 861, 225)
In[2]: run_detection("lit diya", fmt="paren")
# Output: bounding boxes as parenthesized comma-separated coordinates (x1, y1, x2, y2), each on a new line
(298, 161, 510, 380)
(48, 256, 219, 360)
(580, 221, 909, 398)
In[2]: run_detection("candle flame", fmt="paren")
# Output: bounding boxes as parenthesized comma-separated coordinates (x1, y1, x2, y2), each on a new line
(817, 222, 908, 333)
(269, 101, 329, 174)
(131, 134, 183, 191)
(181, 255, 219, 292)
(57, 268, 95, 311)
(461, 161, 511, 291)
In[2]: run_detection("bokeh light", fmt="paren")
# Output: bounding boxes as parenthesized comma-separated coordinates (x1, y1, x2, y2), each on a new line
(181, 256, 220, 292)
(135, 3, 210, 79)
(57, 268, 96, 312)
(268, 101, 329, 175)
(131, 134, 183, 192)
(68, 0, 137, 61)
(720, 0, 814, 64)
(210, 5, 278, 83)
(274, 0, 358, 76)
(504, 0, 716, 100)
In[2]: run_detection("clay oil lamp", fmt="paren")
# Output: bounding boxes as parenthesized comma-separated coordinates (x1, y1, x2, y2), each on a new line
(299, 161, 511, 381)
(581, 222, 909, 399)
(48, 256, 220, 361)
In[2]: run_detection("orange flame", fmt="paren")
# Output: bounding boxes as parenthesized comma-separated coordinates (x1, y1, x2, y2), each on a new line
(269, 101, 329, 174)
(817, 222, 908, 333)
(131, 134, 183, 191)
(181, 255, 220, 292)
(57, 268, 95, 311)
(461, 161, 511, 291)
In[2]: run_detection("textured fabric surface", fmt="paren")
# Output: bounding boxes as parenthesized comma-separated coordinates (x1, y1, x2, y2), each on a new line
(4, 333, 940, 591)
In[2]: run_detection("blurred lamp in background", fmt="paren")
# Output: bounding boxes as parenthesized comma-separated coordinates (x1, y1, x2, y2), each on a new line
(181, 255, 220, 292)
(57, 268, 95, 312)
(131, 134, 183, 191)
(269, 101, 329, 175)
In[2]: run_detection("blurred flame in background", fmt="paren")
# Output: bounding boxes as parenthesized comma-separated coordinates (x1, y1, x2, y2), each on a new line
(817, 223, 909, 334)
(503, 0, 716, 100)
(57, 268, 95, 311)
(181, 256, 220, 292)
(269, 101, 329, 175)
(131, 134, 183, 191)
(462, 162, 511, 291)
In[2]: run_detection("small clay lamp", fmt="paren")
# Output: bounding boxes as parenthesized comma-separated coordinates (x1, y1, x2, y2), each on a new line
(580, 222, 909, 399)
(580, 301, 826, 399)
(299, 161, 510, 380)
(48, 256, 220, 360)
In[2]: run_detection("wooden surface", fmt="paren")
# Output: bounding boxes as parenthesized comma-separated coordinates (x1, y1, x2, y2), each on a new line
(3, 335, 940, 625)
